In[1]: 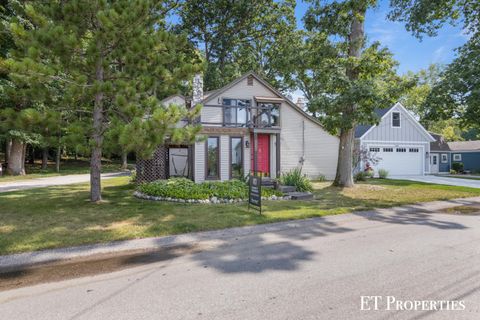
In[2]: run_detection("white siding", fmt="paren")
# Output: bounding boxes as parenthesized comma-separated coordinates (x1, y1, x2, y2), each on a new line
(194, 140, 205, 183)
(363, 106, 429, 142)
(162, 95, 185, 107)
(220, 136, 229, 180)
(281, 105, 339, 180)
(270, 134, 277, 179)
(244, 135, 251, 175)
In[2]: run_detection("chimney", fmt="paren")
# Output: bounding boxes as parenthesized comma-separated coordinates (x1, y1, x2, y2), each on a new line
(296, 97, 305, 109)
(192, 73, 204, 106)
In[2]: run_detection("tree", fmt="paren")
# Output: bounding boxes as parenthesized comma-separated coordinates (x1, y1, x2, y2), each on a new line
(389, 0, 480, 133)
(303, 0, 410, 187)
(7, 1, 202, 201)
(177, 0, 297, 91)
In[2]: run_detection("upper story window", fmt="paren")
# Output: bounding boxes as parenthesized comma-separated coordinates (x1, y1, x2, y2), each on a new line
(257, 102, 280, 127)
(392, 112, 401, 127)
(223, 99, 250, 127)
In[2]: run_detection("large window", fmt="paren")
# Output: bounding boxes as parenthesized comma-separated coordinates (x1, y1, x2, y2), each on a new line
(230, 137, 243, 179)
(392, 112, 401, 127)
(206, 137, 219, 179)
(223, 99, 250, 126)
(257, 103, 280, 127)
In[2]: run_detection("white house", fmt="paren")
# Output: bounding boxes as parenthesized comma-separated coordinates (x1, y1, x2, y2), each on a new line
(354, 102, 436, 176)
(142, 71, 340, 183)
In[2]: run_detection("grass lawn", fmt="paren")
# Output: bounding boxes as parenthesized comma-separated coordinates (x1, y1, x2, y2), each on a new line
(0, 159, 131, 183)
(1, 176, 480, 255)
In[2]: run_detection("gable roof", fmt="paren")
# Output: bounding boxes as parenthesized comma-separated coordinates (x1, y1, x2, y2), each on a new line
(448, 140, 480, 151)
(430, 132, 451, 152)
(355, 102, 435, 142)
(204, 71, 331, 132)
(354, 107, 393, 138)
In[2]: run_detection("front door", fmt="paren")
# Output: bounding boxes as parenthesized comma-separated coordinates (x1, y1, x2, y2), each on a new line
(251, 134, 270, 176)
(430, 154, 439, 174)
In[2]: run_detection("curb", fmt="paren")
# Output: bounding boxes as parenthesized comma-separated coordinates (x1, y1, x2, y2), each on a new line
(1, 196, 479, 272)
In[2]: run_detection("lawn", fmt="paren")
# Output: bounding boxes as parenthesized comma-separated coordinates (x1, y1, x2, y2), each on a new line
(0, 159, 131, 183)
(1, 176, 480, 255)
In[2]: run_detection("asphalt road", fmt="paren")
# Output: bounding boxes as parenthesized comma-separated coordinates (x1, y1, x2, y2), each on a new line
(1, 206, 480, 320)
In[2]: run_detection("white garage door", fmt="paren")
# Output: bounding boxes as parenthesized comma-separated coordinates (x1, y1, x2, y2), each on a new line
(370, 146, 423, 176)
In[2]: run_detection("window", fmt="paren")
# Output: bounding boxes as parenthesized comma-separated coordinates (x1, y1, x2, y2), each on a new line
(223, 99, 250, 127)
(230, 137, 243, 179)
(392, 112, 401, 127)
(409, 148, 419, 153)
(432, 156, 437, 165)
(441, 154, 448, 163)
(396, 148, 406, 152)
(206, 137, 219, 179)
(383, 147, 393, 152)
(453, 154, 462, 161)
(257, 103, 280, 127)
(369, 147, 380, 152)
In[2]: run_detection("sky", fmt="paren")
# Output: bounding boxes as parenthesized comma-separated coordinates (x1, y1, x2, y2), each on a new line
(296, 0, 468, 75)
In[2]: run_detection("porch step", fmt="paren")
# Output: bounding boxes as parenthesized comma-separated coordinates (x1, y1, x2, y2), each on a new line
(261, 178, 276, 187)
(278, 185, 296, 193)
(287, 192, 314, 201)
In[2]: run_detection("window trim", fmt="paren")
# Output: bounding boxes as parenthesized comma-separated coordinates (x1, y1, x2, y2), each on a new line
(222, 98, 251, 127)
(441, 154, 448, 163)
(453, 154, 462, 162)
(229, 136, 244, 179)
(205, 136, 220, 180)
(256, 102, 281, 127)
(391, 111, 401, 128)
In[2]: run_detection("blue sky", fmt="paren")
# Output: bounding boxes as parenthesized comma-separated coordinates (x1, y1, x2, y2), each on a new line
(296, 0, 468, 74)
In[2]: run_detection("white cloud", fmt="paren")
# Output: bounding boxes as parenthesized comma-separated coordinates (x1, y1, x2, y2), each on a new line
(432, 46, 448, 63)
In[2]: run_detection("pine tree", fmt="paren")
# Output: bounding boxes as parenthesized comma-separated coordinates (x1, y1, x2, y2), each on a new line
(7, 1, 202, 201)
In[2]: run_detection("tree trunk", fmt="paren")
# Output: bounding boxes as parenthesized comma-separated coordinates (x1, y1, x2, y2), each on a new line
(333, 6, 365, 187)
(121, 151, 128, 171)
(42, 148, 48, 170)
(90, 50, 105, 202)
(7, 139, 26, 175)
(55, 145, 61, 173)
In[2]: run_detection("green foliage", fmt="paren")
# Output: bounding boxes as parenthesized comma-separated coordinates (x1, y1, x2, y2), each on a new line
(138, 178, 282, 200)
(378, 169, 389, 179)
(279, 168, 313, 192)
(354, 171, 370, 182)
(450, 169, 457, 175)
(452, 162, 464, 172)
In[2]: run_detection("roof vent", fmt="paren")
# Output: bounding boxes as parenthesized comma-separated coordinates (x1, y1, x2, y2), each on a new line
(247, 75, 254, 86)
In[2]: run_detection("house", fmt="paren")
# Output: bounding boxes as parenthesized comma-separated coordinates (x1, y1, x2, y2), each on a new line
(354, 102, 436, 176)
(430, 137, 480, 173)
(137, 71, 340, 183)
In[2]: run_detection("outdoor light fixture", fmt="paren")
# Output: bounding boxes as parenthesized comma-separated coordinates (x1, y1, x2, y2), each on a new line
(245, 140, 250, 148)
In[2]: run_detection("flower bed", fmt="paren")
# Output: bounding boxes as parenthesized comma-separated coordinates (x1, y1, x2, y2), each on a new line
(135, 177, 286, 204)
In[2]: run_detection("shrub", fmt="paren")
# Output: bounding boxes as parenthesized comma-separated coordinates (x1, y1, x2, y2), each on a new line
(354, 171, 369, 182)
(365, 169, 374, 178)
(378, 169, 389, 179)
(450, 169, 457, 175)
(137, 177, 282, 200)
(452, 162, 464, 172)
(312, 174, 327, 182)
(279, 168, 313, 192)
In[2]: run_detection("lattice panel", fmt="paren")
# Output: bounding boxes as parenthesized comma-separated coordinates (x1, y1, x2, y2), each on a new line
(135, 145, 168, 183)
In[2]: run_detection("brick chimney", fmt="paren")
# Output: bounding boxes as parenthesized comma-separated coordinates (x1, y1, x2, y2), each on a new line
(192, 73, 204, 106)
(296, 97, 305, 109)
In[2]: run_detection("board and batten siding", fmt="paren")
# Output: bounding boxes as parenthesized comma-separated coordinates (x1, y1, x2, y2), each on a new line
(280, 104, 339, 180)
(363, 106, 427, 142)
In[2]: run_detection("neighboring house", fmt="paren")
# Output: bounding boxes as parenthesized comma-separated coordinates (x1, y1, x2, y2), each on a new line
(430, 137, 480, 173)
(354, 102, 436, 176)
(138, 71, 339, 183)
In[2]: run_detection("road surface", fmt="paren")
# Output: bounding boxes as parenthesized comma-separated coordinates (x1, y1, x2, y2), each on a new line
(1, 205, 480, 319)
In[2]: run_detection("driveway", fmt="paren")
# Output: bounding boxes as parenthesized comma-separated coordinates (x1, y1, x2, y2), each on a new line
(0, 172, 129, 193)
(392, 174, 480, 188)
(1, 199, 480, 319)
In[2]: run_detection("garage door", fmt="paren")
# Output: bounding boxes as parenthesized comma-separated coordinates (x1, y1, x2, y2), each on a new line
(370, 146, 423, 176)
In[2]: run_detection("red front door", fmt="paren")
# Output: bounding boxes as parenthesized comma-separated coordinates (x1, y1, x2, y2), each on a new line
(251, 134, 270, 176)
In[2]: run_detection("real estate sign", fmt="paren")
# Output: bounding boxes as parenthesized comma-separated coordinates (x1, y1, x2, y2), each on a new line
(248, 175, 262, 214)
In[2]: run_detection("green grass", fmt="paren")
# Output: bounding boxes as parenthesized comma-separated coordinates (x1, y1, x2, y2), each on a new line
(0, 159, 130, 183)
(1, 177, 480, 255)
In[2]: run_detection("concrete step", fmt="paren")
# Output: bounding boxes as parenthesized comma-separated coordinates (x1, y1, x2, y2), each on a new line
(287, 192, 314, 200)
(278, 185, 296, 193)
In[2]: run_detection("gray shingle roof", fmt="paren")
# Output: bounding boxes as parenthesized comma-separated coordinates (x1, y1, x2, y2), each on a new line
(448, 140, 480, 151)
(430, 132, 451, 152)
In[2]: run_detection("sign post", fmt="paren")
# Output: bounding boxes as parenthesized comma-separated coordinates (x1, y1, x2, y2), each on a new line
(248, 175, 262, 214)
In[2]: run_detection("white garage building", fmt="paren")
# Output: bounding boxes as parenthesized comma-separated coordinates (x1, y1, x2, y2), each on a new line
(355, 103, 435, 176)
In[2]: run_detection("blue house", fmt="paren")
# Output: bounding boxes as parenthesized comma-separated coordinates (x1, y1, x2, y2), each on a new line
(430, 134, 480, 174)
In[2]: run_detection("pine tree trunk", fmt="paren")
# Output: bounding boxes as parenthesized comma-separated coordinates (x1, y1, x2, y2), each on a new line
(7, 139, 26, 175)
(42, 148, 48, 170)
(121, 151, 128, 171)
(90, 51, 104, 202)
(333, 6, 365, 187)
(55, 146, 61, 173)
